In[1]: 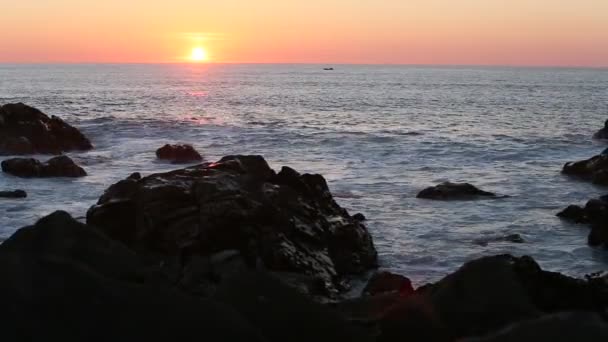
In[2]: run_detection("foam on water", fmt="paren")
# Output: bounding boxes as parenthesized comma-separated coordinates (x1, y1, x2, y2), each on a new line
(1, 64, 608, 284)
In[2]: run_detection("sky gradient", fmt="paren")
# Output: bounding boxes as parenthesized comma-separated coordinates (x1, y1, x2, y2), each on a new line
(1, 0, 607, 66)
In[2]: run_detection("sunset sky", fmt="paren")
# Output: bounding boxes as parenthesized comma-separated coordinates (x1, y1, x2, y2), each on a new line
(1, 0, 607, 66)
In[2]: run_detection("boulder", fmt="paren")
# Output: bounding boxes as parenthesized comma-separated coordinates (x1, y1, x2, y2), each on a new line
(1, 155, 87, 178)
(593, 119, 608, 140)
(363, 271, 414, 297)
(417, 182, 499, 200)
(562, 154, 608, 185)
(156, 144, 203, 163)
(0, 189, 27, 198)
(87, 155, 378, 297)
(0, 103, 92, 155)
(425, 255, 608, 339)
(464, 312, 608, 342)
(557, 197, 608, 247)
(0, 211, 267, 341)
(353, 213, 367, 221)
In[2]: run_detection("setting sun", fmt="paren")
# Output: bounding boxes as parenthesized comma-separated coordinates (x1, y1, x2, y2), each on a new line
(190, 47, 208, 62)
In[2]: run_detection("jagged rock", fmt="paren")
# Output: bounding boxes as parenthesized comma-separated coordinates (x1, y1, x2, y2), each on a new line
(0, 189, 27, 198)
(562, 154, 608, 185)
(464, 312, 608, 342)
(417, 182, 500, 200)
(87, 155, 377, 297)
(593, 119, 608, 140)
(0, 103, 92, 155)
(557, 197, 608, 247)
(156, 144, 203, 163)
(1, 155, 86, 178)
(363, 271, 414, 297)
(353, 213, 367, 221)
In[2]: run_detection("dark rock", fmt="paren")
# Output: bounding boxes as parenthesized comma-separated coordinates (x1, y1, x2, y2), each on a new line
(558, 197, 608, 247)
(417, 182, 499, 200)
(0, 189, 27, 198)
(353, 213, 367, 221)
(156, 144, 203, 163)
(562, 154, 608, 185)
(0, 102, 92, 155)
(593, 119, 608, 140)
(0, 211, 265, 341)
(214, 270, 374, 342)
(363, 271, 414, 297)
(87, 155, 378, 297)
(426, 254, 608, 339)
(474, 233, 525, 246)
(464, 312, 608, 342)
(1, 155, 86, 178)
(377, 295, 449, 342)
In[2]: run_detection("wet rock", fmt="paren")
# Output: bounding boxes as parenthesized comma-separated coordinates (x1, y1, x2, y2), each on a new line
(558, 197, 608, 247)
(87, 155, 378, 297)
(464, 312, 608, 342)
(593, 119, 608, 140)
(0, 211, 266, 341)
(474, 233, 525, 246)
(353, 213, 367, 221)
(417, 182, 499, 200)
(363, 271, 414, 297)
(156, 144, 203, 163)
(1, 155, 87, 178)
(0, 102, 92, 155)
(562, 154, 608, 185)
(0, 189, 27, 198)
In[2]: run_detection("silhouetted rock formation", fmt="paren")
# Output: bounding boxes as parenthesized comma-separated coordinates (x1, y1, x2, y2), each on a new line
(0, 189, 27, 198)
(417, 182, 499, 200)
(558, 197, 608, 247)
(0, 103, 92, 155)
(562, 154, 608, 185)
(156, 144, 203, 163)
(593, 119, 608, 140)
(87, 155, 377, 297)
(362, 271, 414, 297)
(1, 156, 86, 178)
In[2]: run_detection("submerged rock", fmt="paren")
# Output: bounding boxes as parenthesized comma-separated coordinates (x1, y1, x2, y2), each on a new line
(593, 119, 608, 140)
(0, 102, 92, 155)
(1, 155, 87, 178)
(156, 144, 203, 163)
(473, 233, 525, 246)
(562, 154, 608, 185)
(417, 182, 500, 200)
(363, 271, 414, 297)
(87, 155, 377, 296)
(0, 189, 27, 198)
(558, 197, 608, 247)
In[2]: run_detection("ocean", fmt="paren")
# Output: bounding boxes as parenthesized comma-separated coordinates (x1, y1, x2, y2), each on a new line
(1, 63, 608, 284)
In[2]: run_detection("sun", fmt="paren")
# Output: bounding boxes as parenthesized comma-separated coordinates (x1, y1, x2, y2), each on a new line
(190, 47, 208, 62)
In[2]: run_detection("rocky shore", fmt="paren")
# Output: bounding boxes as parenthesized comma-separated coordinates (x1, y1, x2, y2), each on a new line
(1, 103, 608, 341)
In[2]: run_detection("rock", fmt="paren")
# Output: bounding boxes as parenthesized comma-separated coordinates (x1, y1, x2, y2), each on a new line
(156, 144, 203, 163)
(474, 233, 525, 246)
(1, 155, 87, 178)
(417, 182, 499, 200)
(0, 189, 27, 198)
(0, 211, 267, 341)
(87, 155, 378, 297)
(426, 254, 608, 339)
(593, 119, 608, 140)
(562, 154, 608, 185)
(353, 213, 367, 221)
(0, 102, 92, 155)
(363, 271, 414, 297)
(464, 312, 608, 342)
(558, 197, 608, 247)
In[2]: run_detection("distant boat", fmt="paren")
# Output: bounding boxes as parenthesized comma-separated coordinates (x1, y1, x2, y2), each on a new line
(323, 67, 334, 71)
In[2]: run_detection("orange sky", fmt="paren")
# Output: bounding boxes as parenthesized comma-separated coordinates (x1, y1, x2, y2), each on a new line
(1, 0, 607, 66)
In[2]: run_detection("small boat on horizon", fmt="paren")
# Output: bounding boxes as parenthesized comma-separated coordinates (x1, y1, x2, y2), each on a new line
(323, 67, 334, 71)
